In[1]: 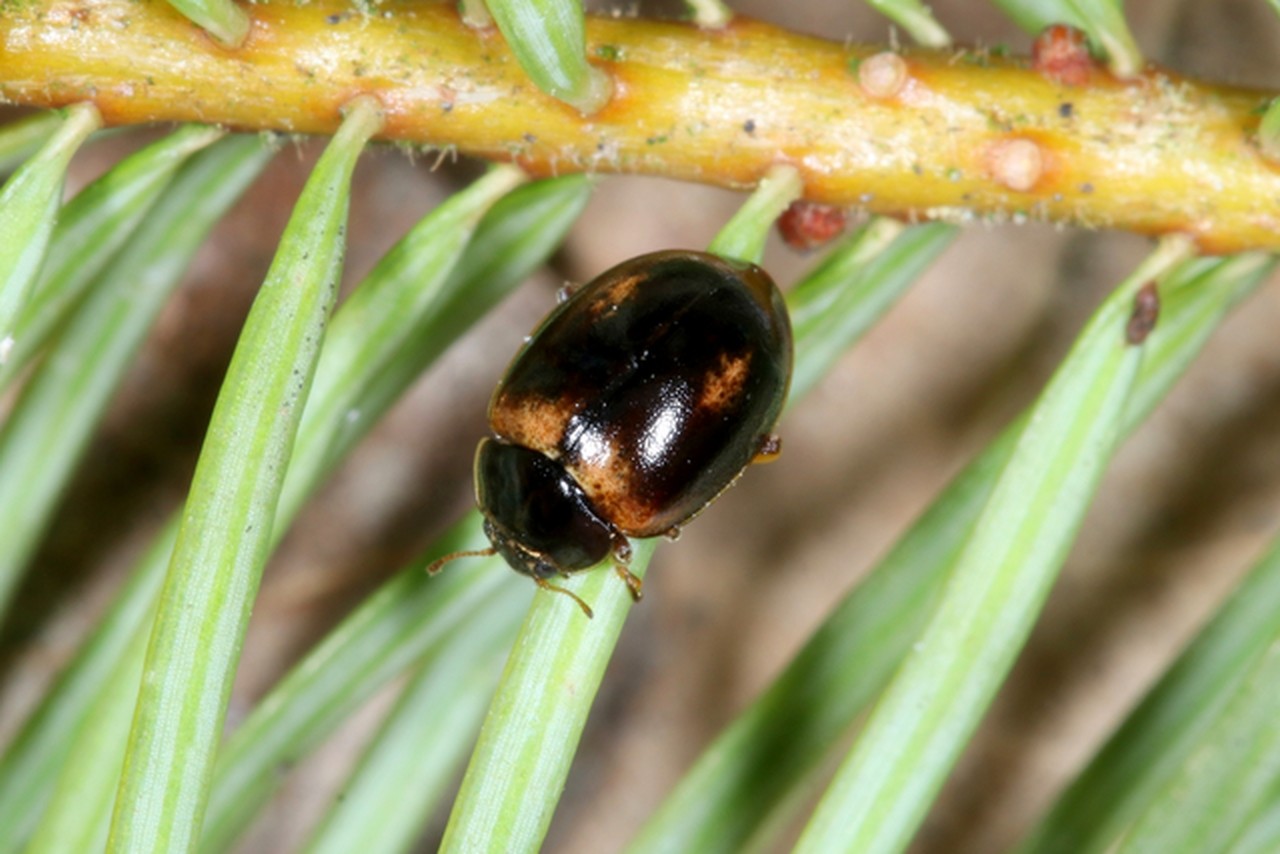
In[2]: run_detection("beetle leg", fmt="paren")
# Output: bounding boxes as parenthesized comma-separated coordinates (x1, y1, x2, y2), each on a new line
(533, 576, 595, 618)
(606, 534, 643, 601)
(614, 563, 644, 602)
(752, 433, 783, 463)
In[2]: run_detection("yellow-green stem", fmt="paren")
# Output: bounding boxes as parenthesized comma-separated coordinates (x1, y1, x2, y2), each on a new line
(1, 0, 1277, 252)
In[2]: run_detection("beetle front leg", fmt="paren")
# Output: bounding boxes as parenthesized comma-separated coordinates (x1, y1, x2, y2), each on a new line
(611, 537, 643, 602)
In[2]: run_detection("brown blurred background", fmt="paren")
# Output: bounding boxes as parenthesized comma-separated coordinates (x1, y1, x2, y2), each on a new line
(1, 1, 1279, 851)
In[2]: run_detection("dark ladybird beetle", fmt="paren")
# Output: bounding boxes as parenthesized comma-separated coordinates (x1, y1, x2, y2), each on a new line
(428, 249, 793, 617)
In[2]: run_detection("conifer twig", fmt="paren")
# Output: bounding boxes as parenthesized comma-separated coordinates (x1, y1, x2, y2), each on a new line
(0, 0, 1276, 252)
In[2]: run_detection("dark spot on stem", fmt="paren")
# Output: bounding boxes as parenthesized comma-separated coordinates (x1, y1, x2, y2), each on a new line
(743, 119, 756, 134)
(1126, 282, 1160, 345)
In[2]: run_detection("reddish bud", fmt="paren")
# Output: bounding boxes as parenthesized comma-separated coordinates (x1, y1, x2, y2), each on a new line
(777, 200, 848, 250)
(1031, 24, 1094, 87)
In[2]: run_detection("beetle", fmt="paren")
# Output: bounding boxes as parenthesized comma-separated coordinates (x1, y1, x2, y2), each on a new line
(428, 249, 794, 617)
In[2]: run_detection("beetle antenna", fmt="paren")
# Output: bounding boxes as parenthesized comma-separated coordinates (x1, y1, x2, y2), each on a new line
(425, 547, 496, 576)
(534, 576, 595, 618)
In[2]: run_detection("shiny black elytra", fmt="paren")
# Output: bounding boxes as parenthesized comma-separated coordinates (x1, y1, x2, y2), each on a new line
(428, 249, 794, 617)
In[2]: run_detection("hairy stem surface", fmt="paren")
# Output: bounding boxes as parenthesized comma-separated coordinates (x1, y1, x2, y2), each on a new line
(1, 0, 1278, 251)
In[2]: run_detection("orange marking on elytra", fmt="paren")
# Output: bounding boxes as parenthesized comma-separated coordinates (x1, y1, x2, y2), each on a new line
(697, 352, 752, 411)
